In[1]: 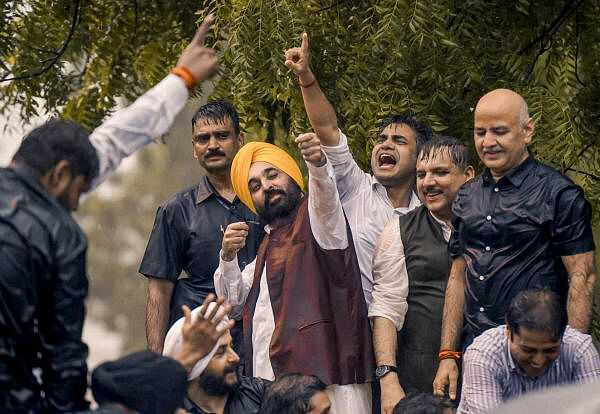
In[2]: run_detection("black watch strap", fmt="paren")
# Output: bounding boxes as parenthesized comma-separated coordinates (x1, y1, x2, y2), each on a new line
(375, 365, 398, 380)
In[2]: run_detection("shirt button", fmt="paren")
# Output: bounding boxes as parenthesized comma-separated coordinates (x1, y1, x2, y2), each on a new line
(485, 246, 491, 251)
(479, 275, 485, 281)
(479, 307, 485, 312)
(486, 215, 492, 221)
(494, 187, 499, 192)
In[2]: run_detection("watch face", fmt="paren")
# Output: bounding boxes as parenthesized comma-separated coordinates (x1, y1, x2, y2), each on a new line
(375, 366, 388, 377)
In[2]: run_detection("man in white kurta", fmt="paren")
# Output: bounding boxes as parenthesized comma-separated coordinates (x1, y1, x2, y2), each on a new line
(214, 134, 373, 413)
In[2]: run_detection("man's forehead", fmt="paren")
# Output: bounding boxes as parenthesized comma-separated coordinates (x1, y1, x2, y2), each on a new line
(193, 117, 234, 133)
(248, 161, 277, 180)
(417, 149, 456, 169)
(380, 122, 416, 137)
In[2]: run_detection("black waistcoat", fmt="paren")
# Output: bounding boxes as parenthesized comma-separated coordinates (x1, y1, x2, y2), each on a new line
(397, 206, 451, 393)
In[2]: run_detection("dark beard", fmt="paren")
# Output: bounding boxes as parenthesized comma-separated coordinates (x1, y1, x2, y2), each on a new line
(196, 363, 240, 397)
(256, 178, 303, 223)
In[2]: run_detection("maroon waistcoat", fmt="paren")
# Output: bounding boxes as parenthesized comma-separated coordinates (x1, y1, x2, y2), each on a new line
(242, 197, 375, 385)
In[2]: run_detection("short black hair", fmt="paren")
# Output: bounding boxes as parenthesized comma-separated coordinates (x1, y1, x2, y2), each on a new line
(506, 289, 567, 341)
(377, 114, 432, 151)
(191, 100, 240, 135)
(393, 392, 456, 414)
(418, 136, 472, 171)
(259, 373, 327, 414)
(12, 119, 99, 181)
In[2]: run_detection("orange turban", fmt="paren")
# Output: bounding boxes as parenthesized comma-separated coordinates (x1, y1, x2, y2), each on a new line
(231, 142, 304, 214)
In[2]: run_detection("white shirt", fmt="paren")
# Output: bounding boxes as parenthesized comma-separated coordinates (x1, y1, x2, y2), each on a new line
(321, 131, 421, 305)
(369, 211, 451, 330)
(86, 74, 189, 193)
(214, 160, 347, 380)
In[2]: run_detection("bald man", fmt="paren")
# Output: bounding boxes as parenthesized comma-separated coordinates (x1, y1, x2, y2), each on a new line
(213, 135, 374, 413)
(432, 89, 596, 400)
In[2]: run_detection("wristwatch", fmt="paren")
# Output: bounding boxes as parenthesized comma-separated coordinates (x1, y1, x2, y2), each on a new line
(375, 365, 398, 380)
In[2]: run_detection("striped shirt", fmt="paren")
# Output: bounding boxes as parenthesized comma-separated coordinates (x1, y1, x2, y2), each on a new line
(458, 325, 600, 414)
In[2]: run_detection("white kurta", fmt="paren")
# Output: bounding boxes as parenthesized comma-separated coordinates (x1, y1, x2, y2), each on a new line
(215, 160, 371, 413)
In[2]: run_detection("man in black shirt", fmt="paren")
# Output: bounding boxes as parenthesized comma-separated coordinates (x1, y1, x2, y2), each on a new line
(433, 88, 596, 401)
(140, 101, 264, 355)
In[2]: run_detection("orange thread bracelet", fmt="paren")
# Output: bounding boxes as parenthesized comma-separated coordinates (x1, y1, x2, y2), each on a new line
(171, 66, 197, 91)
(297, 73, 316, 88)
(438, 349, 463, 361)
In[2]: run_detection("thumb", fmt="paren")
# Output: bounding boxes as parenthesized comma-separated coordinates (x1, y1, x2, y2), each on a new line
(192, 13, 215, 45)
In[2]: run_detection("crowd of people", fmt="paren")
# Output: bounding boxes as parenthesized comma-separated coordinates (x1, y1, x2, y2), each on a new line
(1, 14, 598, 414)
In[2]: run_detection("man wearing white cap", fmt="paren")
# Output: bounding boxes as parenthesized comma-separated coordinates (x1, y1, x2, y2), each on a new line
(163, 299, 268, 414)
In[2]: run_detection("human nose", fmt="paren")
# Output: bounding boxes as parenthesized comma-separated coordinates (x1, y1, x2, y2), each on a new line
(228, 348, 240, 363)
(482, 132, 497, 148)
(531, 352, 546, 367)
(207, 135, 219, 149)
(422, 172, 436, 187)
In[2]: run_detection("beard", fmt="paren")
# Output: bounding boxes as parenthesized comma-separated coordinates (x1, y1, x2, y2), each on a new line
(196, 362, 240, 397)
(256, 178, 303, 223)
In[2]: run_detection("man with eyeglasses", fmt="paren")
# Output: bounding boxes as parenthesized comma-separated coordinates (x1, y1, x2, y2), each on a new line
(140, 101, 264, 360)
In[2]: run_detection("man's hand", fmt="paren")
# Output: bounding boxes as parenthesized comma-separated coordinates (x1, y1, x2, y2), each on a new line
(221, 222, 249, 262)
(284, 32, 313, 85)
(380, 373, 405, 414)
(176, 14, 219, 84)
(175, 294, 235, 372)
(296, 133, 325, 167)
(433, 358, 459, 400)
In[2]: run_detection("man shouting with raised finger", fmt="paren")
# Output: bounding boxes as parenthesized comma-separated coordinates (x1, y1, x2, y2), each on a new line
(214, 133, 375, 413)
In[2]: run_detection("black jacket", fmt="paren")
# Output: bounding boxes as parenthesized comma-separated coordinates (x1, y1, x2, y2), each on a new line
(183, 376, 269, 414)
(0, 166, 89, 413)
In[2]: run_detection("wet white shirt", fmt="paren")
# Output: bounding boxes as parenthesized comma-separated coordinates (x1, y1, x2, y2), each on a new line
(321, 131, 421, 305)
(369, 211, 451, 329)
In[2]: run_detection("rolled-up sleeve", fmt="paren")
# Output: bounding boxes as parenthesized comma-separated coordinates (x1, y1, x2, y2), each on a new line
(368, 220, 408, 330)
(88, 74, 189, 191)
(551, 186, 595, 256)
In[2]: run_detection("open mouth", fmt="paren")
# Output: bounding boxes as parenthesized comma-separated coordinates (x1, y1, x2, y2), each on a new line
(378, 153, 397, 170)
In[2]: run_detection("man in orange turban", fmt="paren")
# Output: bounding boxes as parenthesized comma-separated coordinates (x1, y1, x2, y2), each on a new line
(214, 133, 375, 413)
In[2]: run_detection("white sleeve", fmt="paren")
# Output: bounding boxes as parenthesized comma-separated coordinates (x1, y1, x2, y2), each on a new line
(320, 130, 373, 203)
(88, 74, 189, 191)
(368, 220, 409, 330)
(307, 159, 348, 250)
(214, 253, 256, 319)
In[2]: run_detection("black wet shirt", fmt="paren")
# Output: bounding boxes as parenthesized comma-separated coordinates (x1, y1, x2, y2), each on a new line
(448, 154, 595, 344)
(139, 176, 264, 325)
(183, 375, 269, 414)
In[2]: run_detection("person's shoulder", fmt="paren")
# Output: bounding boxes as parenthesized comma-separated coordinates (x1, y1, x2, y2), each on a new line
(161, 182, 203, 209)
(466, 325, 507, 359)
(239, 375, 271, 394)
(561, 326, 594, 350)
(530, 158, 577, 189)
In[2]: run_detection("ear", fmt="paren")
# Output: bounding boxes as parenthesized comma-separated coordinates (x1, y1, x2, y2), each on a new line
(192, 139, 199, 160)
(237, 133, 245, 146)
(522, 117, 535, 144)
(506, 325, 511, 340)
(40, 160, 72, 198)
(464, 165, 475, 180)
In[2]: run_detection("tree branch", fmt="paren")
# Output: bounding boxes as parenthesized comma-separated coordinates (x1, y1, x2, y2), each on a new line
(0, 0, 81, 83)
(565, 167, 600, 181)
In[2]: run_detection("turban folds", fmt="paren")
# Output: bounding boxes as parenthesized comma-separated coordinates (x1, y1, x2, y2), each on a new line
(163, 302, 230, 381)
(231, 142, 304, 214)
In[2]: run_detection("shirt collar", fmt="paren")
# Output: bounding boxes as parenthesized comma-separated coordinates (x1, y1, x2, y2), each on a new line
(482, 152, 535, 188)
(196, 176, 217, 204)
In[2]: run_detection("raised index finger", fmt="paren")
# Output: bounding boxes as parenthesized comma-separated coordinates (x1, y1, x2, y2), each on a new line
(301, 32, 309, 56)
(192, 13, 215, 45)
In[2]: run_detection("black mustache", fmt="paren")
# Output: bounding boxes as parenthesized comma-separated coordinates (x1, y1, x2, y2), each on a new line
(224, 362, 239, 375)
(205, 150, 226, 157)
(265, 189, 286, 199)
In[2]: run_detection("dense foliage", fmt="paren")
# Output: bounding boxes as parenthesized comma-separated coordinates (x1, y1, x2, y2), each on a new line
(2, 0, 599, 349)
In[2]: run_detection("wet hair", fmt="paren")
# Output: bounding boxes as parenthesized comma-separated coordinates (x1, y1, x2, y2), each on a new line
(506, 289, 567, 341)
(259, 373, 327, 414)
(12, 119, 99, 181)
(191, 100, 240, 135)
(393, 392, 456, 414)
(377, 114, 432, 151)
(418, 136, 472, 171)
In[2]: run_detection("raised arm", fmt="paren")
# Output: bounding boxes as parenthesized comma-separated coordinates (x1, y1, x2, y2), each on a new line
(88, 14, 219, 191)
(284, 33, 340, 147)
(433, 256, 466, 401)
(296, 133, 347, 250)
